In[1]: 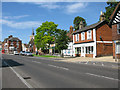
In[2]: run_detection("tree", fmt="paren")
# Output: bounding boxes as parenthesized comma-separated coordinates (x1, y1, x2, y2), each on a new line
(34, 21, 59, 52)
(73, 16, 87, 30)
(105, 0, 119, 22)
(55, 30, 70, 55)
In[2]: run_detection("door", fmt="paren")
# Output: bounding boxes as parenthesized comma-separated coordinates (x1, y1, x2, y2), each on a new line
(81, 47, 85, 57)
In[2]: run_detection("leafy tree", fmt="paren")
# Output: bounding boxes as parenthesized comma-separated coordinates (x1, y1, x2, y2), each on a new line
(105, 0, 119, 22)
(55, 30, 70, 55)
(73, 16, 87, 30)
(34, 21, 59, 52)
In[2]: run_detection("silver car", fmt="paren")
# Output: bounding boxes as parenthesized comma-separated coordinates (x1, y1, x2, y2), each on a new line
(14, 51, 19, 55)
(20, 51, 26, 55)
(25, 51, 33, 56)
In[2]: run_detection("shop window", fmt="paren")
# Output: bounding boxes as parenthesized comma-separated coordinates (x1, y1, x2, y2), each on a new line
(86, 46, 93, 54)
(116, 43, 120, 54)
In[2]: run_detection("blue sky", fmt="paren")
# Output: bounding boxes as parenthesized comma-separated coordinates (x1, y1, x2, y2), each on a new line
(1, 2, 107, 43)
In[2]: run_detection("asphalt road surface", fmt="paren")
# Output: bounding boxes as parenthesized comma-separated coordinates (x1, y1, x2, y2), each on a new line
(1, 54, 120, 88)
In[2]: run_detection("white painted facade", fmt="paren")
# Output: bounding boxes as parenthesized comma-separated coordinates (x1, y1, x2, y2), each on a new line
(22, 44, 28, 52)
(62, 42, 73, 56)
(73, 28, 97, 58)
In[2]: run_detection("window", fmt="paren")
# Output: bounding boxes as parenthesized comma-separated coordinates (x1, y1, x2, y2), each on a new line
(116, 43, 120, 54)
(86, 46, 93, 54)
(76, 34, 79, 41)
(81, 32, 85, 40)
(75, 47, 81, 54)
(87, 30, 92, 40)
(117, 23, 120, 34)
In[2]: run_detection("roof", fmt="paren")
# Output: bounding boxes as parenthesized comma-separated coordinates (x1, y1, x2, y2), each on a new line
(73, 20, 107, 34)
(109, 2, 120, 25)
(8, 37, 21, 41)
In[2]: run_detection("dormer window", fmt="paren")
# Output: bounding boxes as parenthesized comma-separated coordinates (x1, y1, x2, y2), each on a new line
(81, 32, 85, 40)
(117, 23, 120, 34)
(76, 33, 79, 41)
(87, 30, 92, 40)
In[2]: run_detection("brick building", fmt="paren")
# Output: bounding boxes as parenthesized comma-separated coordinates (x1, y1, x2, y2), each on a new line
(2, 35, 22, 54)
(73, 11, 113, 58)
(109, 2, 120, 59)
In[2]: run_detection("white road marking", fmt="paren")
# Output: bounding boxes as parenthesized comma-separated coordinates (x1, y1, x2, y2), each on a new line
(3, 61, 33, 88)
(48, 64, 69, 71)
(102, 63, 104, 66)
(32, 61, 41, 64)
(86, 73, 120, 81)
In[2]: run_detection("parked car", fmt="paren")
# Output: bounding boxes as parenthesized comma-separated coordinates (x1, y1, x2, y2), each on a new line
(25, 51, 33, 56)
(14, 51, 19, 55)
(19, 51, 26, 55)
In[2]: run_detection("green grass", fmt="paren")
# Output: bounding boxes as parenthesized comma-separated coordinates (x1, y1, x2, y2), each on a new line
(33, 54, 60, 58)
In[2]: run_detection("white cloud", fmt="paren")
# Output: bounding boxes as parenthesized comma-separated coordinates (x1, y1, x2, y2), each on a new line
(33, 2, 60, 9)
(0, 19, 41, 29)
(66, 2, 88, 13)
(33, 2, 88, 13)
(3, 15, 29, 20)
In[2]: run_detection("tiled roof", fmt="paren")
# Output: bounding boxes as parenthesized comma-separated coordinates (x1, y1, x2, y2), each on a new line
(8, 37, 21, 41)
(73, 20, 106, 34)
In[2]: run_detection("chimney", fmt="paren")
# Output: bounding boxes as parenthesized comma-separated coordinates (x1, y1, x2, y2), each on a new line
(8, 35, 13, 38)
(79, 21, 83, 30)
(100, 11, 105, 22)
(70, 26, 73, 34)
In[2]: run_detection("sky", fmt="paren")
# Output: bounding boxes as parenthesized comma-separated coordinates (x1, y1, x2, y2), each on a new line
(1, 1, 108, 43)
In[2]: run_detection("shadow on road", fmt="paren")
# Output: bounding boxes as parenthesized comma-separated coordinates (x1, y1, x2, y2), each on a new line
(2, 59, 24, 68)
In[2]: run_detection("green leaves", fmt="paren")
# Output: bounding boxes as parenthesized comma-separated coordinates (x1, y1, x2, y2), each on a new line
(73, 16, 87, 30)
(105, 0, 119, 22)
(34, 21, 58, 51)
(55, 30, 70, 54)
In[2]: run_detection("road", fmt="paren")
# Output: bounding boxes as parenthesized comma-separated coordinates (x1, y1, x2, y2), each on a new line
(1, 54, 119, 88)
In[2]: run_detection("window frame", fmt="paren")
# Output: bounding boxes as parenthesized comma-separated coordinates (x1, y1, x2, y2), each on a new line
(117, 23, 120, 34)
(87, 30, 92, 40)
(81, 32, 85, 40)
(76, 33, 79, 41)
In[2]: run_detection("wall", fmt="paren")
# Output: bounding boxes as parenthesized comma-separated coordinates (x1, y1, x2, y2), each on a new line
(96, 24, 112, 41)
(97, 43, 113, 57)
(112, 24, 120, 41)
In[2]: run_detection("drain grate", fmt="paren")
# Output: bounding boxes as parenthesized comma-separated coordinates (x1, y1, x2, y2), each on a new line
(23, 76, 31, 79)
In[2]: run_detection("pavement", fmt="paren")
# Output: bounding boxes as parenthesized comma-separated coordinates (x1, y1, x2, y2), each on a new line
(1, 54, 119, 88)
(53, 56, 120, 68)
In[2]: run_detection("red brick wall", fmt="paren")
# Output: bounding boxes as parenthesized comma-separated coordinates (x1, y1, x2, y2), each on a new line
(85, 54, 93, 57)
(74, 30, 94, 43)
(75, 54, 81, 57)
(97, 43, 113, 57)
(96, 24, 112, 41)
(112, 24, 120, 40)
